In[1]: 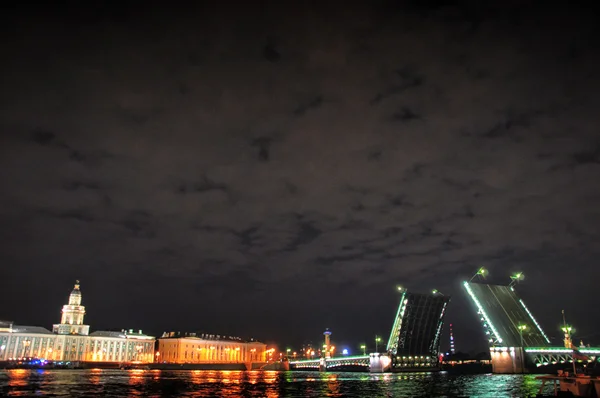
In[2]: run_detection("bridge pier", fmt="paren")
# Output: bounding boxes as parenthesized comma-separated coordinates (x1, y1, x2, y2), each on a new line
(369, 353, 392, 373)
(319, 358, 326, 372)
(490, 347, 526, 374)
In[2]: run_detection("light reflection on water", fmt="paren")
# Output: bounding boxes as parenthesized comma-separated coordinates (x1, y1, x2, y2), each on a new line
(0, 369, 554, 397)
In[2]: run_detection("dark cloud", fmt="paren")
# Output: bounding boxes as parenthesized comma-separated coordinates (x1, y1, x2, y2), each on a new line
(1, 1, 600, 351)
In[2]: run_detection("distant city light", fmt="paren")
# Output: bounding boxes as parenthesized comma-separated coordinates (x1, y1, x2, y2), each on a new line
(342, 349, 349, 355)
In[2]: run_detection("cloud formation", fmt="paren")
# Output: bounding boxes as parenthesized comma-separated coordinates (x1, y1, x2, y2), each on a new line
(1, 1, 599, 349)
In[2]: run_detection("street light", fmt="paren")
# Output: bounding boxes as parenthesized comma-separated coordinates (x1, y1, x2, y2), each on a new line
(469, 267, 488, 282)
(517, 324, 527, 373)
(286, 348, 291, 358)
(509, 272, 524, 287)
(432, 289, 444, 296)
(360, 345, 366, 355)
(375, 336, 381, 353)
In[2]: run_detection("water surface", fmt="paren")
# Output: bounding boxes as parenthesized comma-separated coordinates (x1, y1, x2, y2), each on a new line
(0, 369, 552, 397)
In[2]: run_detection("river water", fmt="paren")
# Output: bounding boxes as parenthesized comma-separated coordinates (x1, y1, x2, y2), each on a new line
(1, 369, 553, 397)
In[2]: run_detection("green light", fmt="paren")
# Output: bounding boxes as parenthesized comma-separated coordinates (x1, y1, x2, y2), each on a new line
(519, 299, 551, 344)
(518, 324, 527, 331)
(478, 267, 487, 276)
(432, 289, 438, 294)
(463, 281, 503, 344)
(387, 290, 407, 353)
(511, 272, 524, 281)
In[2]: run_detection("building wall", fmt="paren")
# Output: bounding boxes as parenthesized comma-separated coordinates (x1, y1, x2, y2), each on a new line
(87, 336, 154, 363)
(0, 332, 155, 363)
(158, 338, 266, 364)
(0, 333, 67, 361)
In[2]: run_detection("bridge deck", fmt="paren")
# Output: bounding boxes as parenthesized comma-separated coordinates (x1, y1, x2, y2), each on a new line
(464, 282, 550, 347)
(289, 355, 370, 369)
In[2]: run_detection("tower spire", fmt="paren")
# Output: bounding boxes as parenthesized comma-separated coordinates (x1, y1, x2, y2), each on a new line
(449, 323, 456, 354)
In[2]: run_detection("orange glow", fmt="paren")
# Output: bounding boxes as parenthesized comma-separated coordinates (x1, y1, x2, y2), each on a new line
(128, 369, 145, 385)
(7, 369, 29, 389)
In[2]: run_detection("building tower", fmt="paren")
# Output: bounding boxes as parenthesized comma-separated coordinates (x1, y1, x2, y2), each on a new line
(323, 328, 332, 359)
(449, 323, 455, 354)
(52, 280, 90, 335)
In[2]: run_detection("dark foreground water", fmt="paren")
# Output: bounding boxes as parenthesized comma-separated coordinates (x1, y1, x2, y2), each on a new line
(1, 369, 553, 397)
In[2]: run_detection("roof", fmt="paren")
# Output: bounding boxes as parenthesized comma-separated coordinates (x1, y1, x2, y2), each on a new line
(160, 331, 263, 343)
(90, 330, 155, 340)
(10, 325, 53, 334)
(90, 331, 127, 338)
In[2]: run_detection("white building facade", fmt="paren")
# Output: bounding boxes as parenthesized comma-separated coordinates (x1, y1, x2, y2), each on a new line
(0, 281, 154, 364)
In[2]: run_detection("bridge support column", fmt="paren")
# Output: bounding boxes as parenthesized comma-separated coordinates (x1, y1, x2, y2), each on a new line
(369, 353, 391, 373)
(490, 347, 526, 374)
(319, 358, 327, 372)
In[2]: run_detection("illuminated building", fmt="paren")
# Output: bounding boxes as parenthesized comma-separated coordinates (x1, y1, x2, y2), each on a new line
(87, 330, 155, 363)
(158, 331, 266, 364)
(0, 281, 155, 364)
(52, 280, 90, 336)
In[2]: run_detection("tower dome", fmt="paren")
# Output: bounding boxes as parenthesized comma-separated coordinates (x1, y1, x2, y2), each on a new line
(68, 280, 82, 305)
(53, 280, 90, 335)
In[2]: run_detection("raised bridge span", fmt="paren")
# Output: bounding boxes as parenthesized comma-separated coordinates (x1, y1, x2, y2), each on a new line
(463, 280, 600, 373)
(290, 279, 599, 373)
(290, 289, 449, 372)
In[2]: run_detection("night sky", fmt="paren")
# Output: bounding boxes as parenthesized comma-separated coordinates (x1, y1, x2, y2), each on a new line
(1, 1, 600, 354)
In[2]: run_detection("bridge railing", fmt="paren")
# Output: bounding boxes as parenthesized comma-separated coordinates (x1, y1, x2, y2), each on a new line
(525, 347, 600, 355)
(289, 355, 370, 365)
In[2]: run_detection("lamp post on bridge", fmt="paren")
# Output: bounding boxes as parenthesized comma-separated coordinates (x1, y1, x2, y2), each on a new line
(561, 310, 577, 375)
(469, 267, 488, 282)
(517, 324, 527, 374)
(375, 336, 381, 353)
(509, 272, 524, 288)
(360, 345, 366, 355)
